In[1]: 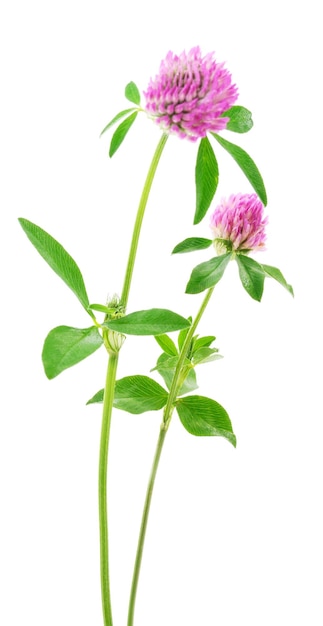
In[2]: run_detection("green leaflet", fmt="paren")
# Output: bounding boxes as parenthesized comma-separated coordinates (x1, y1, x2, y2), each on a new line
(154, 334, 178, 356)
(186, 253, 231, 294)
(172, 237, 213, 254)
(18, 218, 91, 313)
(177, 319, 192, 351)
(154, 353, 198, 396)
(262, 264, 294, 296)
(86, 389, 104, 405)
(112, 375, 168, 414)
(100, 108, 137, 137)
(151, 354, 182, 371)
(195, 137, 219, 224)
(88, 303, 112, 314)
(191, 347, 222, 366)
(212, 133, 267, 206)
(42, 325, 103, 379)
(125, 81, 141, 105)
(105, 308, 191, 336)
(86, 375, 168, 413)
(175, 395, 236, 447)
(192, 335, 216, 351)
(236, 255, 266, 301)
(222, 105, 253, 133)
(109, 111, 138, 157)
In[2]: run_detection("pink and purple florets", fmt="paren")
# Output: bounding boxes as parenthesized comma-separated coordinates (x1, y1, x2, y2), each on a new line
(144, 47, 238, 141)
(210, 193, 268, 254)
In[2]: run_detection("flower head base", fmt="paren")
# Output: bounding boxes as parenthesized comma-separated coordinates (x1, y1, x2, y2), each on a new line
(144, 47, 238, 141)
(210, 193, 268, 255)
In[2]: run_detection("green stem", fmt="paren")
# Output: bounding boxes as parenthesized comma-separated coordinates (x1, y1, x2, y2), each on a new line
(99, 353, 119, 626)
(98, 132, 168, 626)
(121, 132, 168, 308)
(127, 425, 167, 626)
(163, 286, 215, 420)
(127, 287, 215, 626)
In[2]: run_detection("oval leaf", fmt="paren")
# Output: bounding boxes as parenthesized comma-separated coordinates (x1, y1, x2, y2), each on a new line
(195, 137, 219, 224)
(172, 237, 213, 254)
(113, 375, 168, 414)
(154, 334, 178, 356)
(176, 395, 236, 446)
(125, 81, 141, 105)
(100, 108, 137, 137)
(261, 264, 294, 296)
(86, 376, 169, 413)
(222, 106, 253, 133)
(18, 218, 90, 312)
(236, 255, 265, 301)
(105, 309, 191, 336)
(42, 325, 103, 379)
(212, 133, 267, 206)
(109, 112, 138, 157)
(186, 253, 231, 294)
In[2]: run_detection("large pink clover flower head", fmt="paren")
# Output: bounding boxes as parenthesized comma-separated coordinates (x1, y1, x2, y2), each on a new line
(210, 193, 268, 255)
(144, 47, 238, 141)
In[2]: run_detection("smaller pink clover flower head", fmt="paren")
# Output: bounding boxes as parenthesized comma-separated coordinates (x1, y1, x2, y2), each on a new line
(144, 47, 238, 141)
(210, 193, 268, 255)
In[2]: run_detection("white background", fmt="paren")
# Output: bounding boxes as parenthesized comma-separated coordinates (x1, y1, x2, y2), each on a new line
(1, 1, 322, 625)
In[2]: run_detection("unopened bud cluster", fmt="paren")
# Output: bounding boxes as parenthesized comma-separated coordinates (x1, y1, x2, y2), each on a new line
(103, 295, 126, 355)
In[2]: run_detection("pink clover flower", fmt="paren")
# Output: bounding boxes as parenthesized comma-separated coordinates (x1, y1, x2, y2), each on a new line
(144, 47, 238, 141)
(210, 193, 268, 254)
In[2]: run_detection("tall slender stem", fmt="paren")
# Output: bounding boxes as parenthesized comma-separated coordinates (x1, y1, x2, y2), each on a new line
(99, 353, 119, 626)
(98, 132, 168, 626)
(127, 287, 215, 626)
(127, 426, 167, 626)
(121, 133, 168, 308)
